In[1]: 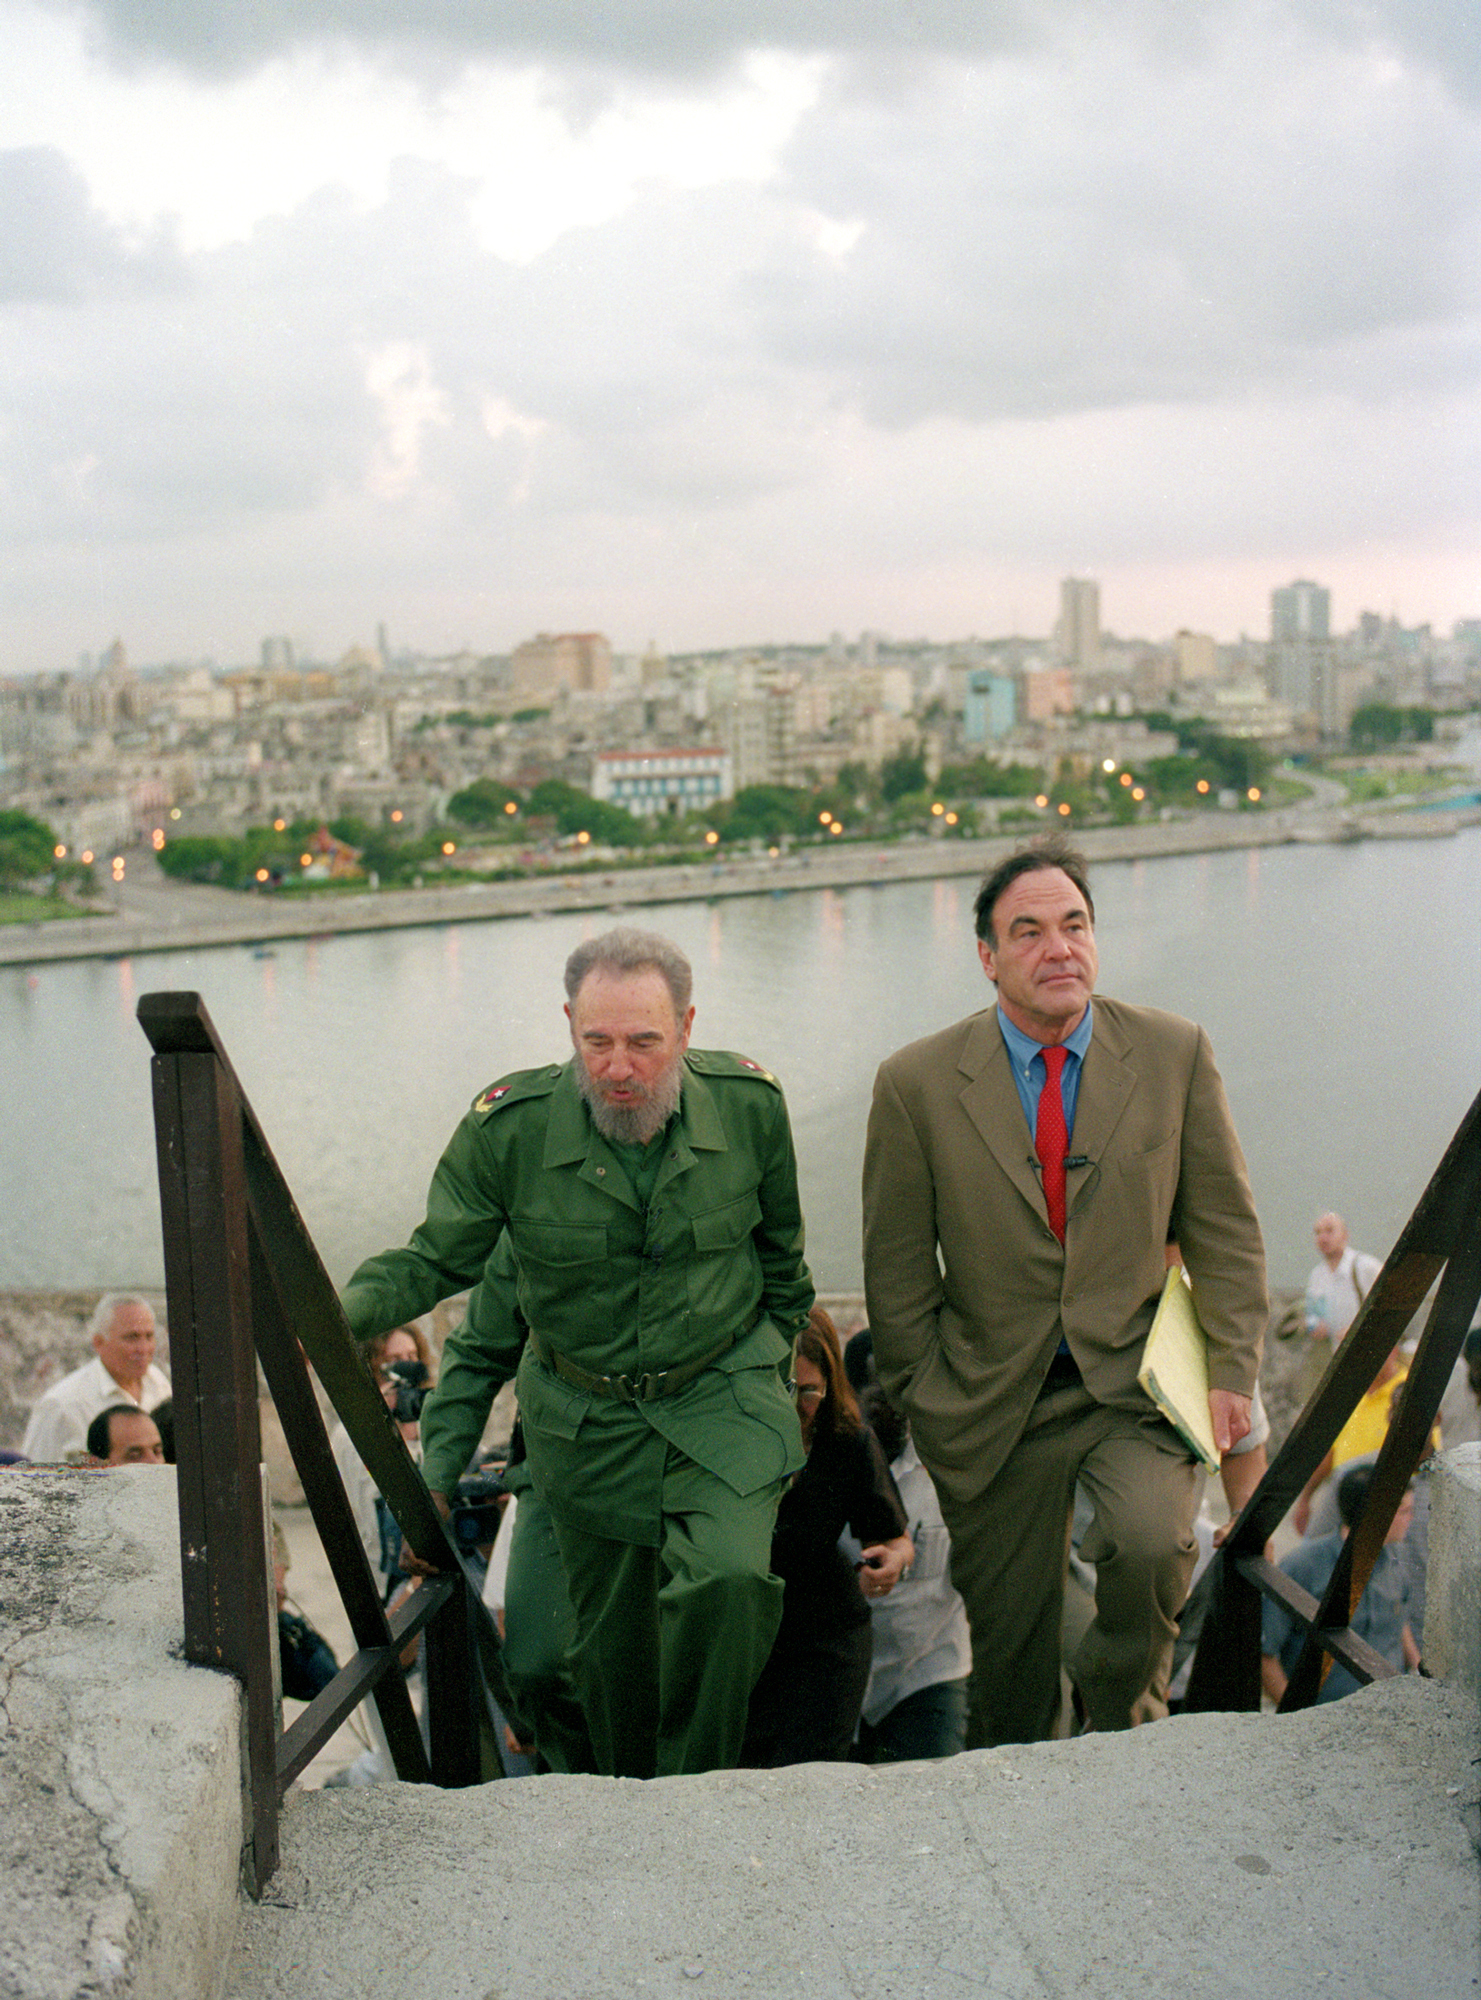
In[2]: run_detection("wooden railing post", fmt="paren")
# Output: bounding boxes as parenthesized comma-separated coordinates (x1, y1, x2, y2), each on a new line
(144, 1013, 279, 1894)
(1187, 1086, 1481, 1712)
(140, 989, 502, 1897)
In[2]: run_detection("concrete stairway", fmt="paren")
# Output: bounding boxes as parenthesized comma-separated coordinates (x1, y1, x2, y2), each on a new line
(4, 1461, 1478, 2000)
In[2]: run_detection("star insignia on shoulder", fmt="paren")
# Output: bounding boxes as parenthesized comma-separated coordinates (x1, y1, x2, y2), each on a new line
(474, 1084, 512, 1112)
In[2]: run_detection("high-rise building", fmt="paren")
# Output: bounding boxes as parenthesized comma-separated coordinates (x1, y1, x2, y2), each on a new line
(1173, 630, 1216, 684)
(1271, 580, 1330, 643)
(510, 633, 612, 700)
(1056, 579, 1100, 671)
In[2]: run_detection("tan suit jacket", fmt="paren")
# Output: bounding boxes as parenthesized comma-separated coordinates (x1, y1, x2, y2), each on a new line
(863, 996, 1266, 1512)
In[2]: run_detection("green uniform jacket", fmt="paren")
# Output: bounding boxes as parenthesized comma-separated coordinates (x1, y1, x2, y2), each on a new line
(342, 1050, 814, 1545)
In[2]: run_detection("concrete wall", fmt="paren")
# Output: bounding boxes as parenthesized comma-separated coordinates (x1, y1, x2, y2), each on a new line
(1425, 1442, 1481, 1707)
(0, 1468, 243, 2000)
(2, 1446, 1477, 1999)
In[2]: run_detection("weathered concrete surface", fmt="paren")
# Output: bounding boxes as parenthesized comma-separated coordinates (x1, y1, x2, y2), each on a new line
(0, 1469, 242, 2000)
(226, 1677, 1481, 2000)
(1429, 1443, 1481, 1711)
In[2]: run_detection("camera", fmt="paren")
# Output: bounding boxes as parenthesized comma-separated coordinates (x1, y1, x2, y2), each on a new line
(449, 1464, 507, 1552)
(382, 1357, 430, 1424)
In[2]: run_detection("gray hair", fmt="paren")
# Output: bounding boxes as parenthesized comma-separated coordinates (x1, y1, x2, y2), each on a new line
(564, 927, 693, 1018)
(88, 1292, 157, 1341)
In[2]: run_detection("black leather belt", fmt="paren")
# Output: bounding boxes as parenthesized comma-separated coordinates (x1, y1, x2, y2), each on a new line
(529, 1319, 754, 1404)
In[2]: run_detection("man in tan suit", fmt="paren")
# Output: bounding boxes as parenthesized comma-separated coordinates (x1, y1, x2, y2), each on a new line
(863, 836, 1266, 1745)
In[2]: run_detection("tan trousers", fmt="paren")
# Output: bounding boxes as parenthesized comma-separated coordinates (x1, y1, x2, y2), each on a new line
(939, 1383, 1199, 1747)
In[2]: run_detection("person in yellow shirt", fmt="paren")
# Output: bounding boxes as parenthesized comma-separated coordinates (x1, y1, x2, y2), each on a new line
(1292, 1345, 1438, 1537)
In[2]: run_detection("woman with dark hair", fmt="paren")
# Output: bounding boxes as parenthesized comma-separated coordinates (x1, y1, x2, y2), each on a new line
(329, 1323, 434, 1582)
(740, 1308, 913, 1767)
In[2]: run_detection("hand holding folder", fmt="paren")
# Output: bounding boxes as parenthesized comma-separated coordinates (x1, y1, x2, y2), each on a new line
(1137, 1265, 1221, 1472)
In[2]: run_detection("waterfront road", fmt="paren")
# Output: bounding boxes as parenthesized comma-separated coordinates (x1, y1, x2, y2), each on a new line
(2, 803, 1474, 970)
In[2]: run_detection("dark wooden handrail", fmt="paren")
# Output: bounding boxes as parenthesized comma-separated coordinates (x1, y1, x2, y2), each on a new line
(1184, 1086, 1481, 1712)
(138, 990, 500, 1896)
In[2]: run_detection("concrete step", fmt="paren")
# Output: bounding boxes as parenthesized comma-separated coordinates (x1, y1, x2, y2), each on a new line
(5, 1458, 1479, 2000)
(223, 1678, 1480, 2000)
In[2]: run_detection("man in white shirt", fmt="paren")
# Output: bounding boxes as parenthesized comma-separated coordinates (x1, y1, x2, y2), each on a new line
(1305, 1213, 1382, 1352)
(21, 1295, 170, 1463)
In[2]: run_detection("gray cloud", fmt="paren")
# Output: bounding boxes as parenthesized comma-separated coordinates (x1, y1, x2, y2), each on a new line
(41, 0, 1481, 106)
(749, 27, 1481, 425)
(3, 3, 1477, 666)
(0, 147, 185, 303)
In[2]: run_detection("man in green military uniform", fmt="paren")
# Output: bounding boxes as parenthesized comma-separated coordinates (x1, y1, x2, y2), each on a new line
(340, 926, 814, 1778)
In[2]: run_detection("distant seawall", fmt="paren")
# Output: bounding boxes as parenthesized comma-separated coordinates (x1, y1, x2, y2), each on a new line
(2, 804, 1474, 970)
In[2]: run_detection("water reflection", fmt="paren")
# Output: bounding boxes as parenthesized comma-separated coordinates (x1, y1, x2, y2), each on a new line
(2, 828, 1478, 1297)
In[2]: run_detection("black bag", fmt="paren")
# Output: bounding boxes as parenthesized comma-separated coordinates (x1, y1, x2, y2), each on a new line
(278, 1609, 339, 1701)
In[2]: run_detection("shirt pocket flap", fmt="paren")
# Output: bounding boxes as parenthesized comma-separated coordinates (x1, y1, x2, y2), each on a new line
(515, 1220, 607, 1267)
(690, 1191, 762, 1254)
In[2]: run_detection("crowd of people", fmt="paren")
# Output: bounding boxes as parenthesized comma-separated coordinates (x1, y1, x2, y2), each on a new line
(9, 840, 1481, 1779)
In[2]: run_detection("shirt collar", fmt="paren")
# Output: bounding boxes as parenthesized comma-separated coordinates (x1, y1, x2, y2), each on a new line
(996, 1000, 1094, 1075)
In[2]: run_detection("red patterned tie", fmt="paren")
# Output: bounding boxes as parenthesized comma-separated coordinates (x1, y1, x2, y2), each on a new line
(1036, 1045, 1069, 1243)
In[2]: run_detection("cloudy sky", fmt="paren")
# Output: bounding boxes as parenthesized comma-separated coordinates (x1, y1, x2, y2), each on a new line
(2, 0, 1477, 672)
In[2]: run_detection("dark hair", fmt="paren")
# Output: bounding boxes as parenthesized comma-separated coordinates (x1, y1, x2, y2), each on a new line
(842, 1326, 876, 1397)
(151, 1398, 175, 1464)
(1336, 1463, 1377, 1529)
(973, 835, 1095, 946)
(797, 1307, 862, 1441)
(860, 1383, 907, 1464)
(86, 1404, 151, 1460)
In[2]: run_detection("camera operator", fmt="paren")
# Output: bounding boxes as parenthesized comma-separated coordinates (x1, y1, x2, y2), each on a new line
(330, 1324, 434, 1600)
(323, 1324, 438, 1789)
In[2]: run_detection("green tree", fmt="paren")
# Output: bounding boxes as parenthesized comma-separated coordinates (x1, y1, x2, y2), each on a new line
(1349, 703, 1436, 750)
(525, 781, 649, 846)
(879, 748, 929, 802)
(0, 809, 59, 888)
(447, 778, 524, 827)
(942, 758, 1044, 798)
(718, 785, 810, 843)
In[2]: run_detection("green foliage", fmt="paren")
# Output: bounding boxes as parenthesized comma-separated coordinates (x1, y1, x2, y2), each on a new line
(155, 835, 249, 886)
(1349, 703, 1436, 750)
(511, 706, 551, 724)
(941, 758, 1044, 798)
(0, 809, 60, 888)
(717, 785, 811, 843)
(879, 748, 928, 802)
(832, 762, 873, 805)
(524, 781, 649, 846)
(1141, 724, 1270, 799)
(447, 778, 523, 827)
(327, 816, 378, 848)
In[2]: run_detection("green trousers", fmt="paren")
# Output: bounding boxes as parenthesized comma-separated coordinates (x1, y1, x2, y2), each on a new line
(940, 1383, 1199, 1747)
(550, 1447, 786, 1779)
(501, 1471, 597, 1775)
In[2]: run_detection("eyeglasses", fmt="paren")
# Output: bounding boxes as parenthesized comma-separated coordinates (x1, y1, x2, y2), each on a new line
(795, 1385, 825, 1404)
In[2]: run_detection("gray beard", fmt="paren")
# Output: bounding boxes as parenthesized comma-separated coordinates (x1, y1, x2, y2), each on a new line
(575, 1052, 684, 1146)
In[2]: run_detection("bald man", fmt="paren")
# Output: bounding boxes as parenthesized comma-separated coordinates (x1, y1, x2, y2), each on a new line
(1305, 1213, 1382, 1351)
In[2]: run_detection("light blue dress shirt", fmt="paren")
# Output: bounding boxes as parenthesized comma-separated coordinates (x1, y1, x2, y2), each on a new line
(996, 1002, 1095, 1142)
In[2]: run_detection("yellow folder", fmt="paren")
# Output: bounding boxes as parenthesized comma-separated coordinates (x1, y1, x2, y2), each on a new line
(1137, 1265, 1221, 1472)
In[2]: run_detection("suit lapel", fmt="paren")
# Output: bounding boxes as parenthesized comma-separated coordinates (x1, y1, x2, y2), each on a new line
(956, 1010, 1048, 1225)
(1065, 1007, 1137, 1223)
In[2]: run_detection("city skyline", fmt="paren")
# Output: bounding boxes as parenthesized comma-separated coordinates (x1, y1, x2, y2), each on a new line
(3, 1, 1478, 674)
